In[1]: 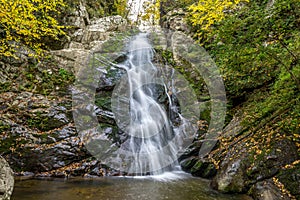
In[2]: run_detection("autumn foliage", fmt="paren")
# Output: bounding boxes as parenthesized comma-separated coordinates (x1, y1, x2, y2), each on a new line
(0, 0, 66, 58)
(188, 0, 249, 38)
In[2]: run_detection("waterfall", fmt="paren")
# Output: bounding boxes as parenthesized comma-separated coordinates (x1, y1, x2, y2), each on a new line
(111, 33, 196, 175)
(72, 1, 204, 177)
(127, 0, 146, 23)
(127, 0, 159, 30)
(72, 0, 225, 179)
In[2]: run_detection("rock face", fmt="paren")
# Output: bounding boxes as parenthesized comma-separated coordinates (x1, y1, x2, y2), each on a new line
(181, 112, 300, 199)
(249, 179, 291, 200)
(63, 0, 90, 29)
(0, 3, 129, 178)
(161, 9, 190, 33)
(1, 69, 123, 177)
(210, 135, 299, 198)
(212, 158, 247, 193)
(0, 157, 14, 200)
(69, 15, 127, 48)
(179, 141, 217, 178)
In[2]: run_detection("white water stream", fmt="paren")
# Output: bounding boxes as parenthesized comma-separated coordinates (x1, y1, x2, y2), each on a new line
(111, 33, 195, 175)
(127, 0, 159, 30)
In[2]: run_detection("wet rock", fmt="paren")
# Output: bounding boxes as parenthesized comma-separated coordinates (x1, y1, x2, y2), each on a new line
(0, 5, 130, 179)
(190, 159, 217, 178)
(15, 171, 35, 177)
(180, 157, 198, 173)
(178, 141, 203, 162)
(204, 108, 300, 198)
(52, 126, 78, 140)
(179, 141, 217, 179)
(47, 106, 70, 128)
(0, 157, 14, 200)
(1, 92, 72, 132)
(211, 138, 299, 195)
(95, 107, 115, 124)
(36, 159, 108, 178)
(246, 139, 299, 184)
(97, 67, 125, 91)
(222, 113, 243, 138)
(249, 179, 290, 200)
(212, 158, 248, 193)
(2, 119, 89, 173)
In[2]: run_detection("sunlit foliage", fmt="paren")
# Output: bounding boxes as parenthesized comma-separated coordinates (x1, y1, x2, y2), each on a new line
(142, 0, 161, 25)
(0, 0, 66, 58)
(114, 0, 128, 17)
(188, 0, 249, 38)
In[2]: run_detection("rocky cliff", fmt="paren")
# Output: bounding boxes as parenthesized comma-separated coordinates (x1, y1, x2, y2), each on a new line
(0, 1, 129, 179)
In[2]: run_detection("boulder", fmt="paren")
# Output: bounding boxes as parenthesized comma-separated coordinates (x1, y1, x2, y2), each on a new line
(162, 9, 190, 33)
(211, 157, 248, 193)
(0, 157, 14, 200)
(249, 179, 290, 200)
(70, 15, 127, 47)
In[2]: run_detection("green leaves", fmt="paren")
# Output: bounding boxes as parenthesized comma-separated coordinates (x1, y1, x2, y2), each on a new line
(181, 0, 300, 148)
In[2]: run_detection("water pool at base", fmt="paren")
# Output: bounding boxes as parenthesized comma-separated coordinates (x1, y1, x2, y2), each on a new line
(12, 172, 252, 200)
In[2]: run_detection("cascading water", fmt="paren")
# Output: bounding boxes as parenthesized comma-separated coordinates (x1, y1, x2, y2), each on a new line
(110, 33, 196, 175)
(127, 0, 159, 30)
(73, 1, 209, 177)
(73, 28, 225, 177)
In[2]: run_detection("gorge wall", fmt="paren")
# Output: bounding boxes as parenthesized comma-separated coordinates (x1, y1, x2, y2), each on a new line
(0, 1, 299, 200)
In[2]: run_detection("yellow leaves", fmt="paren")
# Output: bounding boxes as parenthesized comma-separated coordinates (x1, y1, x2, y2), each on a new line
(272, 177, 296, 199)
(114, 0, 128, 17)
(0, 0, 66, 58)
(283, 160, 300, 169)
(188, 0, 250, 32)
(256, 149, 262, 155)
(141, 0, 161, 25)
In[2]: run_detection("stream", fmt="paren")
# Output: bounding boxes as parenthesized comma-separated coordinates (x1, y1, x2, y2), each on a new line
(12, 172, 252, 200)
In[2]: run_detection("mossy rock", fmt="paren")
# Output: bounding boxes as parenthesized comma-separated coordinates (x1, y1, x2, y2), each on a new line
(190, 160, 217, 178)
(180, 157, 198, 173)
(277, 163, 300, 199)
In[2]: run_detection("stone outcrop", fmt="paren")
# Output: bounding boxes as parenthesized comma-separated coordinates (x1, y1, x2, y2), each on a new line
(249, 179, 291, 200)
(69, 15, 127, 48)
(1, 9, 129, 178)
(63, 0, 90, 29)
(181, 111, 300, 199)
(161, 9, 190, 33)
(0, 157, 14, 200)
(52, 15, 127, 76)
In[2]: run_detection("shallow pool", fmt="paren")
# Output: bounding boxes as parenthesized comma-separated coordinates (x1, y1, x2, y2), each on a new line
(12, 172, 252, 200)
